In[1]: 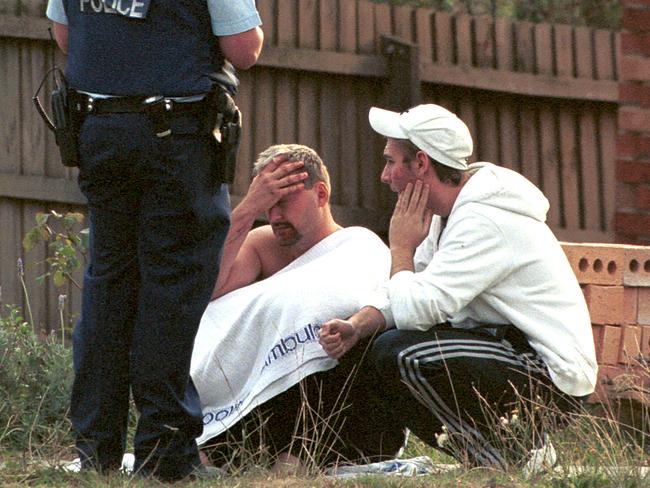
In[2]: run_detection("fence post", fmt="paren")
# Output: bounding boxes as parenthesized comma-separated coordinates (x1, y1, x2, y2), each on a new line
(380, 35, 421, 112)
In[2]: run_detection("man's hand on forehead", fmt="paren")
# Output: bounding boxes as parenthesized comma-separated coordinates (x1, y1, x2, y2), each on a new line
(245, 155, 309, 214)
(263, 155, 309, 186)
(264, 154, 304, 175)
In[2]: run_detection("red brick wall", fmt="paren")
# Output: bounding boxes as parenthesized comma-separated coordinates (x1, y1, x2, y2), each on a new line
(561, 242, 650, 404)
(617, 0, 650, 244)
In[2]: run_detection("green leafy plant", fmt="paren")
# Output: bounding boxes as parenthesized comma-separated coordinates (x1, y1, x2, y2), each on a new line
(0, 304, 73, 454)
(22, 211, 88, 289)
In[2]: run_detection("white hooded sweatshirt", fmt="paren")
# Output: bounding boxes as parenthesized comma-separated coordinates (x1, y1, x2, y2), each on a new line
(367, 162, 597, 397)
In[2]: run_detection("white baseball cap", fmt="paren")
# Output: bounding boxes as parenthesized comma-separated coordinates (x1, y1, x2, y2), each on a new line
(368, 104, 473, 170)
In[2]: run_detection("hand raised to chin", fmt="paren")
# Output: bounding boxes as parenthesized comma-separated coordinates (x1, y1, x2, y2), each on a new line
(389, 180, 433, 254)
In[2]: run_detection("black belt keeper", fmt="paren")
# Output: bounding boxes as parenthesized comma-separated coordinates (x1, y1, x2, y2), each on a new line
(143, 97, 172, 138)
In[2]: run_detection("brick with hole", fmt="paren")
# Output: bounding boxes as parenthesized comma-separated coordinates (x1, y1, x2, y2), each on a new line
(561, 242, 650, 286)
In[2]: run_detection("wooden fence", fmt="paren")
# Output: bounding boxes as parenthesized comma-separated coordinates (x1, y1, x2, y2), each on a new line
(0, 0, 620, 334)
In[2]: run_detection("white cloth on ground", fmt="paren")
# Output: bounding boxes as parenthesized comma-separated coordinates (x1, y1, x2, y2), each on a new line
(325, 456, 452, 478)
(191, 226, 390, 446)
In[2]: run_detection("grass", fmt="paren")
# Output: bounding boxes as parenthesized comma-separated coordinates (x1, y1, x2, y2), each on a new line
(1, 297, 648, 487)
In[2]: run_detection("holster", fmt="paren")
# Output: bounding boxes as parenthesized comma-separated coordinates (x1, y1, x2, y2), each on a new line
(33, 68, 82, 168)
(206, 88, 241, 185)
(51, 77, 82, 168)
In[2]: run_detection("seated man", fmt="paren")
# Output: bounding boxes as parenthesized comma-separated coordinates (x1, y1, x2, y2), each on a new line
(191, 144, 406, 472)
(320, 104, 598, 471)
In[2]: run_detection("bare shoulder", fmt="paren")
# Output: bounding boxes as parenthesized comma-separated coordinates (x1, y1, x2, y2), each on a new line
(246, 225, 293, 278)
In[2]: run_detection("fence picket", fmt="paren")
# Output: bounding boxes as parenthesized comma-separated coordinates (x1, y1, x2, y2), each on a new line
(539, 107, 561, 228)
(415, 8, 434, 63)
(498, 101, 519, 172)
(494, 17, 514, 71)
(594, 30, 615, 80)
(559, 108, 581, 230)
(599, 109, 617, 231)
(340, 81, 359, 207)
(21, 41, 46, 176)
(477, 94, 499, 164)
(234, 71, 254, 195)
(253, 69, 275, 157)
(358, 84, 381, 209)
(534, 23, 561, 227)
(298, 0, 318, 49)
(0, 200, 22, 307)
(393, 5, 413, 43)
(374, 1, 392, 41)
(555, 24, 574, 77)
(258, 0, 275, 46)
(1, 40, 21, 173)
(519, 104, 540, 187)
(514, 21, 535, 73)
(277, 0, 297, 48)
(320, 0, 338, 51)
(297, 0, 319, 152)
(474, 15, 495, 69)
(358, 0, 376, 54)
(433, 11, 454, 65)
(455, 14, 472, 66)
(575, 26, 594, 79)
(319, 75, 341, 206)
(579, 106, 602, 231)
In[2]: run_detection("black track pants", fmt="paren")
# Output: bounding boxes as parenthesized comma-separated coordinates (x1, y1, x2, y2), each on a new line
(369, 325, 584, 469)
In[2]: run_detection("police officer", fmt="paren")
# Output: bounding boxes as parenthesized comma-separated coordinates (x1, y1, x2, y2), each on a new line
(45, 0, 263, 481)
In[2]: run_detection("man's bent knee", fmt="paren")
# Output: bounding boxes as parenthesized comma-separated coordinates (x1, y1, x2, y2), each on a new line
(369, 329, 407, 376)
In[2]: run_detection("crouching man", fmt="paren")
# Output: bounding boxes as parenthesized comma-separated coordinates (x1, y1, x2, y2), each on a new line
(320, 104, 597, 471)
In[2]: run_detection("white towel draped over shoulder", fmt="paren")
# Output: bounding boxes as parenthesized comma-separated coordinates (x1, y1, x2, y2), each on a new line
(191, 226, 390, 446)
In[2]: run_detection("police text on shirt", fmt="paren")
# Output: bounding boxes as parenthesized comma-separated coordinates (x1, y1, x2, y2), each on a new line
(79, 0, 150, 19)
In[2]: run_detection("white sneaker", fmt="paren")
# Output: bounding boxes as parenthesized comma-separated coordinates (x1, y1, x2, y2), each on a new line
(523, 437, 557, 478)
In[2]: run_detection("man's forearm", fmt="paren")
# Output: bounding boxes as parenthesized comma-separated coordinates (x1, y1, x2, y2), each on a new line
(350, 306, 387, 340)
(390, 247, 415, 277)
(211, 200, 259, 297)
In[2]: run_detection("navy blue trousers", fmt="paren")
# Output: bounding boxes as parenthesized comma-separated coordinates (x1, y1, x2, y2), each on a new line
(71, 111, 230, 480)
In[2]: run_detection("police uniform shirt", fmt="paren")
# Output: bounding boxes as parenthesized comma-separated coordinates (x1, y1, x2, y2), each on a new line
(46, 0, 261, 37)
(47, 0, 261, 96)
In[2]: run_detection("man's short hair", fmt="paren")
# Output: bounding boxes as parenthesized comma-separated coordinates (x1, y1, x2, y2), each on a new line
(253, 144, 331, 190)
(394, 139, 465, 186)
